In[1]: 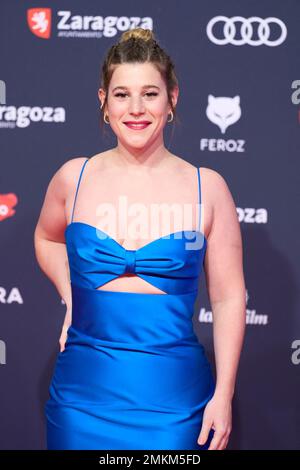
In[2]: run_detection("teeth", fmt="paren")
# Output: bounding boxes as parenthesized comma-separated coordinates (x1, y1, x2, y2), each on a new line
(126, 123, 148, 127)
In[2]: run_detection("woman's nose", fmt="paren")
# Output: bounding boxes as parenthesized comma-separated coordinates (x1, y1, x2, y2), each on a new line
(128, 97, 145, 114)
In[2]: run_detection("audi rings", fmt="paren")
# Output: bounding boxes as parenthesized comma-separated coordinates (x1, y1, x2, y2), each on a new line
(206, 16, 287, 47)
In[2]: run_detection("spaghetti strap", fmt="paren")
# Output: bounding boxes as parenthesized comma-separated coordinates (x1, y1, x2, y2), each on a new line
(196, 167, 202, 232)
(70, 158, 89, 223)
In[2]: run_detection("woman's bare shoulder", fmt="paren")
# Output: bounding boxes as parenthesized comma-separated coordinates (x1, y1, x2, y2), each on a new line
(200, 167, 232, 199)
(199, 166, 223, 179)
(170, 155, 225, 183)
(52, 151, 111, 192)
(41, 157, 89, 205)
(202, 167, 238, 235)
(34, 157, 90, 241)
(57, 156, 90, 185)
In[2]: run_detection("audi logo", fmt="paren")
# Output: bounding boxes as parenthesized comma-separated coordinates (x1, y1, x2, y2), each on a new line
(206, 16, 287, 46)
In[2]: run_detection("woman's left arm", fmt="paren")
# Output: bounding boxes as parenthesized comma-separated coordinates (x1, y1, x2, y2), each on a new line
(198, 169, 246, 450)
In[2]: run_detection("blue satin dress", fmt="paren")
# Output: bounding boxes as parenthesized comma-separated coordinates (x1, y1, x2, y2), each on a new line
(45, 158, 216, 450)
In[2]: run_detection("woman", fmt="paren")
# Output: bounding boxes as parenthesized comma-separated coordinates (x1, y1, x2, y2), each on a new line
(34, 28, 246, 450)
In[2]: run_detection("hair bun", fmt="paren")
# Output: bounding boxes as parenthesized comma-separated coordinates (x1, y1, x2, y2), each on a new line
(119, 28, 156, 43)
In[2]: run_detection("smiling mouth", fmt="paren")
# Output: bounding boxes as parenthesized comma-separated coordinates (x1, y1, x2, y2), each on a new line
(123, 122, 151, 130)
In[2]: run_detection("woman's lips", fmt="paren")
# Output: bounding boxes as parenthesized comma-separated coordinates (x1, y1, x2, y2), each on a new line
(123, 122, 151, 130)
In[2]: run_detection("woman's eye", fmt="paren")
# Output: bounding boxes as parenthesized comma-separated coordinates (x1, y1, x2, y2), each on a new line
(114, 92, 158, 98)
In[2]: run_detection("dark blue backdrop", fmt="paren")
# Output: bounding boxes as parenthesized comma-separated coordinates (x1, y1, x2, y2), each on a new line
(1, 0, 299, 450)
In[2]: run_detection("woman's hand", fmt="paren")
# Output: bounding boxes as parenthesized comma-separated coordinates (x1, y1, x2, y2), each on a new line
(197, 394, 232, 450)
(59, 304, 72, 352)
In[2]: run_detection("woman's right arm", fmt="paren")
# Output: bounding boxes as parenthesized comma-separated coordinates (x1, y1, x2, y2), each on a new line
(33, 157, 86, 351)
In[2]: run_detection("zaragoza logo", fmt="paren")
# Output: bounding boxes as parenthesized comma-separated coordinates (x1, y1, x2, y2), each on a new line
(0, 194, 18, 221)
(27, 8, 52, 39)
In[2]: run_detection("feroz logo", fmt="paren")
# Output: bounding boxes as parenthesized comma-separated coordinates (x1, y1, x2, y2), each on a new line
(206, 95, 241, 134)
(200, 94, 245, 153)
(207, 16, 287, 47)
(27, 8, 52, 39)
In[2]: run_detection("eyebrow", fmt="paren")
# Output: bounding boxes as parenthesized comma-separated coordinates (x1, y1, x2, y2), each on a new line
(112, 85, 160, 92)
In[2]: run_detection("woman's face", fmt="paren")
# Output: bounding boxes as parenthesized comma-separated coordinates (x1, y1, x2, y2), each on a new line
(98, 62, 178, 150)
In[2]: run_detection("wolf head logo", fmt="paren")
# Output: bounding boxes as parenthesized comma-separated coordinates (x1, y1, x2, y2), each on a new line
(206, 95, 241, 134)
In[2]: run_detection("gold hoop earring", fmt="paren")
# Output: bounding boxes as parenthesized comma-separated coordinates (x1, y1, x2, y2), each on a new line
(100, 103, 109, 124)
(167, 110, 174, 123)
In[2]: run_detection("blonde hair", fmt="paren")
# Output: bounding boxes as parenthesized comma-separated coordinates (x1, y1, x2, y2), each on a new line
(119, 28, 155, 43)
